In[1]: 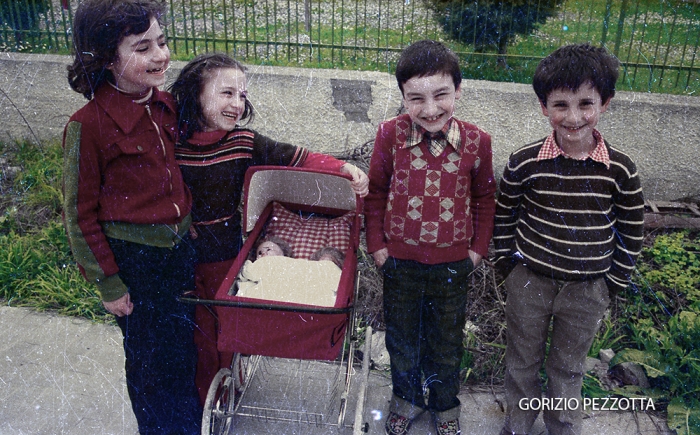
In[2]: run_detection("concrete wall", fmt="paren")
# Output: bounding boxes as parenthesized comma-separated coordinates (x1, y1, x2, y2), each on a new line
(1, 52, 699, 202)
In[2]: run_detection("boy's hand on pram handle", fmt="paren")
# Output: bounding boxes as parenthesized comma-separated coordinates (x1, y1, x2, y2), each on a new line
(371, 247, 389, 268)
(103, 293, 134, 317)
(340, 163, 369, 197)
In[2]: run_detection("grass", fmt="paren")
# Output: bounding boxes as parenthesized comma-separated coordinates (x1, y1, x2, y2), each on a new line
(177, 0, 700, 95)
(0, 139, 109, 322)
(3, 0, 698, 94)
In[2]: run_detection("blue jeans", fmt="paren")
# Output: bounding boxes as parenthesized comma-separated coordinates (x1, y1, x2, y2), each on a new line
(109, 236, 202, 435)
(382, 257, 473, 420)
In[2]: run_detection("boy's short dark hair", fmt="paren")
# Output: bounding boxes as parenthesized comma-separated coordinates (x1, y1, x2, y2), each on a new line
(533, 43, 619, 106)
(67, 0, 167, 100)
(395, 40, 462, 94)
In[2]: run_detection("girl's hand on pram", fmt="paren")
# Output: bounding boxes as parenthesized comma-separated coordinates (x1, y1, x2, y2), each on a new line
(340, 163, 369, 197)
(103, 293, 134, 317)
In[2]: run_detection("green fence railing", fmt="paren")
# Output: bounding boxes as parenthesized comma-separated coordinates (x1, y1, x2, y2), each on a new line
(1, 0, 698, 95)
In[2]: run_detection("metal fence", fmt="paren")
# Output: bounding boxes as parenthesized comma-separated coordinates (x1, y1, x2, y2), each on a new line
(1, 0, 698, 95)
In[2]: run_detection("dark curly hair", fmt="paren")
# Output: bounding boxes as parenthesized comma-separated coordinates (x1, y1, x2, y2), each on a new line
(67, 0, 167, 100)
(310, 246, 345, 268)
(533, 43, 620, 106)
(169, 52, 255, 141)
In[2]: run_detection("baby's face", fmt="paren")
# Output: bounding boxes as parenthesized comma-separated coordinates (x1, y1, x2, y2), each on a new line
(256, 241, 284, 258)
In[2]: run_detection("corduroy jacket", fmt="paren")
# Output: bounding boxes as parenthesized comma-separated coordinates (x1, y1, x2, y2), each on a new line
(62, 85, 192, 301)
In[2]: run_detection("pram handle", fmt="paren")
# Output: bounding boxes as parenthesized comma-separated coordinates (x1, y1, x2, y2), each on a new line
(179, 295, 354, 315)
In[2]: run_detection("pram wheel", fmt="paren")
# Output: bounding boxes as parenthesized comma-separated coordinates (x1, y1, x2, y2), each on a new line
(202, 354, 257, 435)
(202, 368, 234, 435)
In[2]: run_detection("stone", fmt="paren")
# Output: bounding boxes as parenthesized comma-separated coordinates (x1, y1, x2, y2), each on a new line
(370, 329, 391, 370)
(609, 362, 651, 389)
(599, 348, 616, 365)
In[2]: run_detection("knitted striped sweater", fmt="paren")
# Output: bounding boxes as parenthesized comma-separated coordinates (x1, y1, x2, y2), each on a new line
(493, 137, 645, 294)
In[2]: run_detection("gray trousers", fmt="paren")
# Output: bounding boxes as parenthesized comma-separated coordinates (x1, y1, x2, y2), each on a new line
(502, 264, 610, 435)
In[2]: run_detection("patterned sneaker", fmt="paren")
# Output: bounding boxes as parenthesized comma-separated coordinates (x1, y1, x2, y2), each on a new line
(385, 411, 412, 435)
(435, 418, 461, 435)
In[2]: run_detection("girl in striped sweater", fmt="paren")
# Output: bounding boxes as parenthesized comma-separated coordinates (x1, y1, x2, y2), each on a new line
(169, 53, 368, 404)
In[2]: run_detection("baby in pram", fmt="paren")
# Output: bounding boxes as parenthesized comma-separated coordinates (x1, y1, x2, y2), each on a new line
(233, 235, 345, 306)
(254, 236, 345, 266)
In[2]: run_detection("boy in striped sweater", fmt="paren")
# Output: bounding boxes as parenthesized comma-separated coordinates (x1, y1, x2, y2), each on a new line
(493, 44, 645, 435)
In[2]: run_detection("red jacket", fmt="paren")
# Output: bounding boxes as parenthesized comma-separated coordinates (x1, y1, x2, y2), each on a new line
(365, 114, 496, 264)
(62, 85, 192, 301)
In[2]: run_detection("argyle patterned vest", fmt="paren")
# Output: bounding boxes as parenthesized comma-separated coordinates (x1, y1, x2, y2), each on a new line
(386, 117, 482, 248)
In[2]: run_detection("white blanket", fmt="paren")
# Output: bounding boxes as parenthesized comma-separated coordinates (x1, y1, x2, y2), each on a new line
(233, 256, 340, 307)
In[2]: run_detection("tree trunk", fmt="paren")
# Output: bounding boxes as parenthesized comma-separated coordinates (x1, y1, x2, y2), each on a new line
(496, 34, 509, 68)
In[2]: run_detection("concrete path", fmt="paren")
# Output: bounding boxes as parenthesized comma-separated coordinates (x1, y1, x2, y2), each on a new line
(0, 306, 671, 435)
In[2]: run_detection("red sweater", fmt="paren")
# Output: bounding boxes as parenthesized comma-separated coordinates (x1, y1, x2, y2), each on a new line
(364, 114, 496, 264)
(175, 128, 345, 264)
(62, 85, 191, 301)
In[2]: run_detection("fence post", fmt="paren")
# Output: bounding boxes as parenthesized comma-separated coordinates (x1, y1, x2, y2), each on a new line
(613, 0, 629, 57)
(601, 0, 613, 47)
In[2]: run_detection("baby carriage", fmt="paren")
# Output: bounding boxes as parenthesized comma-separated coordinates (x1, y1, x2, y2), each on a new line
(185, 166, 372, 435)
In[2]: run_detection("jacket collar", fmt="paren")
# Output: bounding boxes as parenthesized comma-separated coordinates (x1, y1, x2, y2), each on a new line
(93, 85, 176, 135)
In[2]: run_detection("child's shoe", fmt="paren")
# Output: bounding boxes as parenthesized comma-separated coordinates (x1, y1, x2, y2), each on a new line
(385, 411, 412, 435)
(435, 418, 461, 435)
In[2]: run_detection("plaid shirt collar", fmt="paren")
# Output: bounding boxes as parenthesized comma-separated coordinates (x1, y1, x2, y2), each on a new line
(537, 129, 610, 168)
(404, 118, 462, 157)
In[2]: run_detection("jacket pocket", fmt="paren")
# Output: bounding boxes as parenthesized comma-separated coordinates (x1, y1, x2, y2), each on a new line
(113, 137, 150, 156)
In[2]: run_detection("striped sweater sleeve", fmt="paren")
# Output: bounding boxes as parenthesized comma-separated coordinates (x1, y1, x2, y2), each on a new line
(605, 150, 645, 294)
(250, 130, 344, 171)
(492, 148, 527, 277)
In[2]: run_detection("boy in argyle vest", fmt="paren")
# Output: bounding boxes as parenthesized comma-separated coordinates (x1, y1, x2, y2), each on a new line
(365, 40, 497, 435)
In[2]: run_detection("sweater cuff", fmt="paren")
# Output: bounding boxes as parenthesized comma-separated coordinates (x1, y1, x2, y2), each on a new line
(604, 273, 628, 296)
(494, 256, 518, 279)
(95, 273, 129, 302)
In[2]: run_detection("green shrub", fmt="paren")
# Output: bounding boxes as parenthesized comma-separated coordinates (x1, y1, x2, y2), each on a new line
(612, 311, 700, 435)
(432, 0, 563, 56)
(614, 231, 700, 435)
